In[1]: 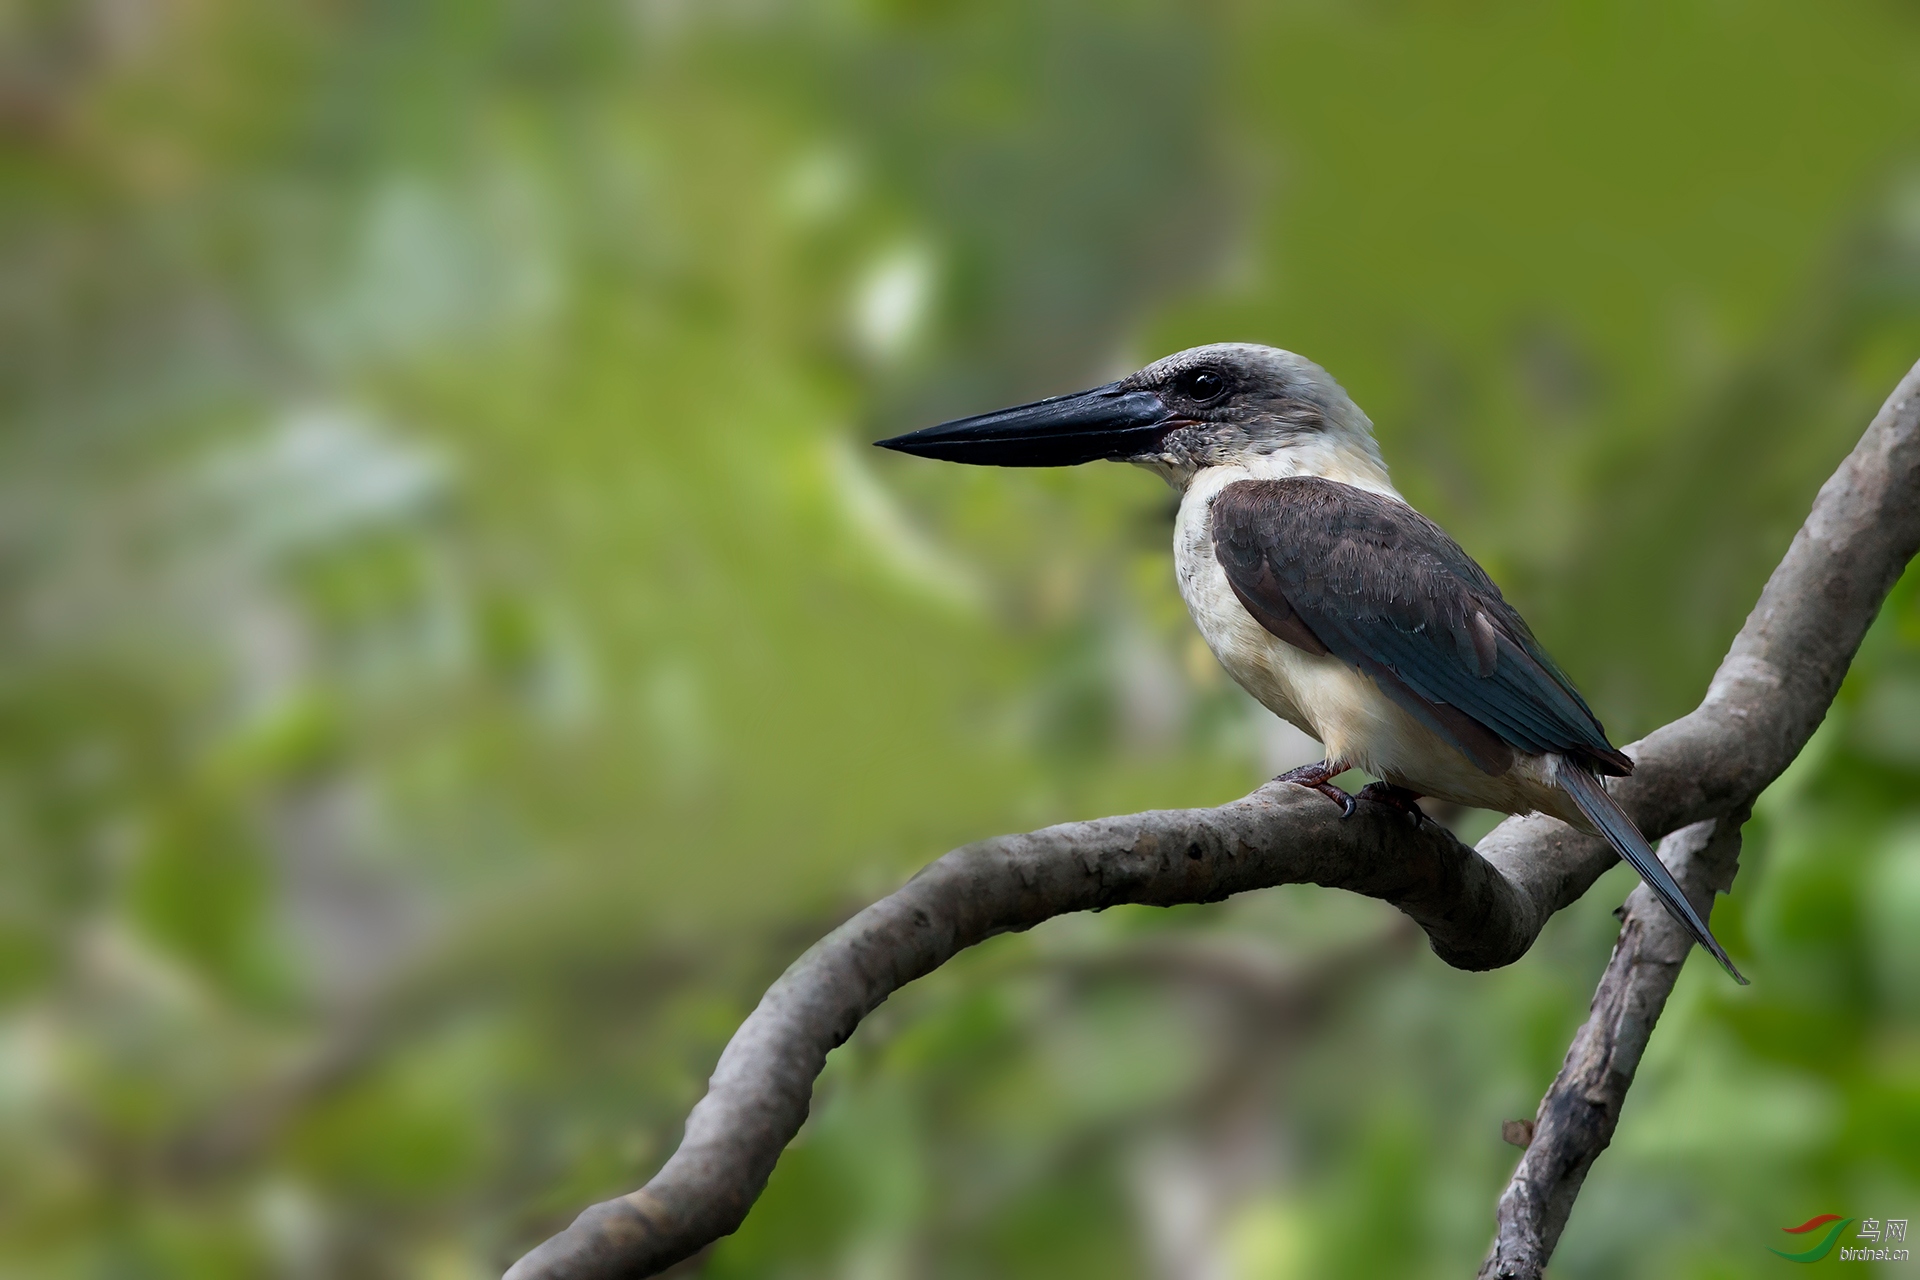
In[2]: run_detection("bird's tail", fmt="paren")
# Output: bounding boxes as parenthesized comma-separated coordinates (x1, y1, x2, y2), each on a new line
(1556, 760, 1748, 985)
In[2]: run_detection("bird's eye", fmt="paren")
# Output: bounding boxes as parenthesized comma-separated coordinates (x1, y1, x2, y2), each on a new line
(1181, 368, 1228, 404)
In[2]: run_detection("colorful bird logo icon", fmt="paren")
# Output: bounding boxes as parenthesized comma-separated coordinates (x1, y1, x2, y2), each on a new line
(1769, 1214, 1853, 1262)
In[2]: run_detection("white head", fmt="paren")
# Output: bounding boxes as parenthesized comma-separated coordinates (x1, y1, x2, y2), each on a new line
(877, 342, 1392, 494)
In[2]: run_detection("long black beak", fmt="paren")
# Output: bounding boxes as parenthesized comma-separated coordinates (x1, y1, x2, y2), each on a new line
(874, 381, 1175, 467)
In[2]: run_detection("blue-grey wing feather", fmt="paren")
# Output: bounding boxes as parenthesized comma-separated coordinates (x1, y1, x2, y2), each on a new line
(1210, 477, 1630, 776)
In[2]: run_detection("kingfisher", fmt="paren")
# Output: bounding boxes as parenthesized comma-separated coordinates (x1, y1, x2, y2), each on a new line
(877, 343, 1745, 983)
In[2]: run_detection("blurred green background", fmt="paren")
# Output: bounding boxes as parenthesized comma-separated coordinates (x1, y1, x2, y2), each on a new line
(3, 2, 1919, 1277)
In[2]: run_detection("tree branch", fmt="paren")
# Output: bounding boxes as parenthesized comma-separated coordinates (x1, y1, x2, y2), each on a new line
(1475, 357, 1920, 1275)
(504, 360, 1920, 1280)
(1479, 812, 1747, 1280)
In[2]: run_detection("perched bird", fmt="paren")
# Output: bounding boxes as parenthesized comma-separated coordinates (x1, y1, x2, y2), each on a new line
(877, 343, 1745, 983)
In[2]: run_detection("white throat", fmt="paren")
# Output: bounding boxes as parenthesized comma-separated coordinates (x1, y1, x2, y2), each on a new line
(1141, 434, 1403, 502)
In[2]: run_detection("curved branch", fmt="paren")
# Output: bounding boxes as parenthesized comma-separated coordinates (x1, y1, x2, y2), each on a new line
(505, 360, 1920, 1280)
(1472, 360, 1920, 1276)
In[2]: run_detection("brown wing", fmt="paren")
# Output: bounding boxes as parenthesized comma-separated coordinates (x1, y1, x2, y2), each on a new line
(1210, 477, 1630, 778)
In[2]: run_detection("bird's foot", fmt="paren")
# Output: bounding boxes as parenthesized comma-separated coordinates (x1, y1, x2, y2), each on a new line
(1273, 759, 1357, 819)
(1357, 781, 1427, 821)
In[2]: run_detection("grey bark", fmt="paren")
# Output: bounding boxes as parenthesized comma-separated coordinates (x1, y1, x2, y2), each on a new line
(1477, 813, 1747, 1280)
(1471, 357, 1920, 1275)
(505, 361, 1920, 1280)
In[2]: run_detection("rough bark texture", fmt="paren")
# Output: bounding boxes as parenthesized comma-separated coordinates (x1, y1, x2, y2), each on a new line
(1471, 359, 1920, 1276)
(1477, 814, 1747, 1280)
(505, 361, 1920, 1280)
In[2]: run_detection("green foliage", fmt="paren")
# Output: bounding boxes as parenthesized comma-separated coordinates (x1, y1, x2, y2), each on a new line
(0, 2, 1917, 1277)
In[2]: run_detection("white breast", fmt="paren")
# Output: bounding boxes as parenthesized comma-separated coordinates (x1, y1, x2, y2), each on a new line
(1172, 465, 1383, 754)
